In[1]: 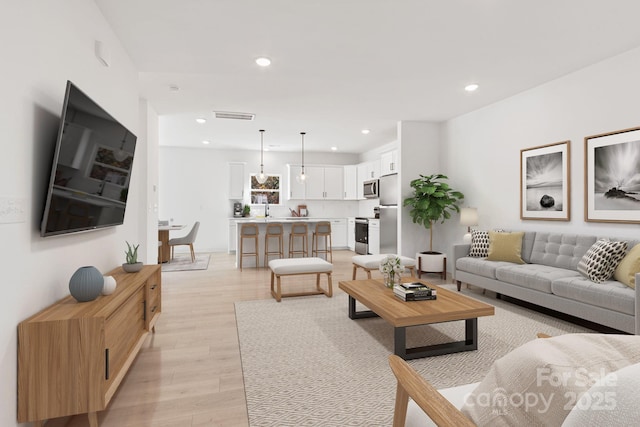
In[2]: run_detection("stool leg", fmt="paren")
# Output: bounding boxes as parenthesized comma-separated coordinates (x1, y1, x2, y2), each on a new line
(352, 264, 357, 280)
(239, 237, 244, 271)
(254, 236, 259, 268)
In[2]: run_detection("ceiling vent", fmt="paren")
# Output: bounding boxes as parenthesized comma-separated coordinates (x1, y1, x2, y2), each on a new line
(213, 111, 255, 121)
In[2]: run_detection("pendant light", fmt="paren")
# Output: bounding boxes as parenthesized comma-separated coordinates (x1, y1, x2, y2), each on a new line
(256, 129, 267, 184)
(296, 132, 307, 183)
(114, 129, 128, 162)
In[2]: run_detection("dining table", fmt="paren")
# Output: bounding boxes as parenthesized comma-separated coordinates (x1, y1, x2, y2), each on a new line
(158, 224, 186, 263)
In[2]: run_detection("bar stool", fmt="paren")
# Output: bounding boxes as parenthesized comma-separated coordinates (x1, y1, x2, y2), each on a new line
(288, 223, 309, 258)
(239, 223, 259, 270)
(264, 223, 284, 266)
(312, 221, 332, 262)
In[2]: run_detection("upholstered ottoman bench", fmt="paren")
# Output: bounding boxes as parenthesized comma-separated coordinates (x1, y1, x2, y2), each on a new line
(268, 257, 333, 302)
(351, 254, 416, 280)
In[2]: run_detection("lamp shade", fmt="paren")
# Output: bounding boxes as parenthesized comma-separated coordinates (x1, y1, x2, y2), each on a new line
(460, 207, 479, 227)
(460, 207, 478, 244)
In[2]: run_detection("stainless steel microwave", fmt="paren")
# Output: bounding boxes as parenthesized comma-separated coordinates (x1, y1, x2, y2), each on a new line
(363, 179, 379, 198)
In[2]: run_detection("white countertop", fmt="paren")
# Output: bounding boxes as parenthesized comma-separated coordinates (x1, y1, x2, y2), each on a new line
(230, 217, 344, 223)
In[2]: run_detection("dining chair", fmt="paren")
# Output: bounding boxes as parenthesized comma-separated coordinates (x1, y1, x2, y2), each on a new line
(169, 221, 200, 262)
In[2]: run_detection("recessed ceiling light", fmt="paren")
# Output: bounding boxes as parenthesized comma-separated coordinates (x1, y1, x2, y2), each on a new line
(169, 84, 180, 92)
(202, 140, 211, 145)
(256, 57, 271, 67)
(195, 117, 206, 124)
(464, 83, 479, 92)
(361, 129, 370, 135)
(331, 146, 338, 151)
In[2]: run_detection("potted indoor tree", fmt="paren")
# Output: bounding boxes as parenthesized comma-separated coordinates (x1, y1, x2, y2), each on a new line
(403, 174, 464, 275)
(122, 241, 143, 273)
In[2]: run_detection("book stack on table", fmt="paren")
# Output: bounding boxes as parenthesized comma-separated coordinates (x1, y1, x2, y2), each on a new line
(393, 282, 437, 301)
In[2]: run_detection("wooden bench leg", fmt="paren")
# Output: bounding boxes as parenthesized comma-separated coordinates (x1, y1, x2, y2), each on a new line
(276, 275, 282, 302)
(352, 264, 358, 280)
(366, 268, 372, 279)
(326, 272, 333, 297)
(456, 280, 462, 291)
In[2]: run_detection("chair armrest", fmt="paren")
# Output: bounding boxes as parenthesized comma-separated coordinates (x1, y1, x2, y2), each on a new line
(389, 355, 475, 427)
(452, 244, 471, 279)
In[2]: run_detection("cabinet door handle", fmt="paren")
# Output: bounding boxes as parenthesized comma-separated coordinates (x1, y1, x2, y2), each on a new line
(105, 348, 110, 380)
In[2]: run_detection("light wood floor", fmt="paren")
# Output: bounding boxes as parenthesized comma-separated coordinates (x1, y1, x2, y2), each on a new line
(51, 250, 447, 427)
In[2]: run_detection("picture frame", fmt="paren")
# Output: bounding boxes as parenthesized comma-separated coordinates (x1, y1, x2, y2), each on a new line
(584, 126, 640, 223)
(520, 140, 570, 220)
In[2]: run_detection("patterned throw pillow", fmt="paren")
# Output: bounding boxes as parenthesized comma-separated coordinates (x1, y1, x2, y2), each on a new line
(469, 230, 490, 257)
(577, 239, 628, 283)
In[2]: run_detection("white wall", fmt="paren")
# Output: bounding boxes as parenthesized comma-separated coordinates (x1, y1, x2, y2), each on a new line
(158, 146, 360, 252)
(438, 46, 640, 269)
(0, 2, 143, 425)
(398, 121, 441, 258)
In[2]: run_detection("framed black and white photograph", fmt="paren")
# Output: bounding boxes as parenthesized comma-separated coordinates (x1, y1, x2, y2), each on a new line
(520, 141, 570, 220)
(585, 126, 640, 223)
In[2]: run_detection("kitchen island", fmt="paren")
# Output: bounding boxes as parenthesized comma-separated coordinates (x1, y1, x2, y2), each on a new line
(231, 217, 345, 268)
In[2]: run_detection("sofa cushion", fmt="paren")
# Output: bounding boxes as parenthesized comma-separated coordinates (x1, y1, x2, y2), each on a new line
(469, 230, 491, 257)
(486, 231, 525, 264)
(456, 257, 514, 280)
(576, 239, 627, 283)
(551, 276, 635, 315)
(530, 233, 596, 270)
(614, 243, 640, 289)
(496, 264, 580, 294)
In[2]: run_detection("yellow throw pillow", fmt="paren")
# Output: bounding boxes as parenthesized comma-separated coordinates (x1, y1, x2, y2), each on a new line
(614, 243, 640, 289)
(486, 231, 525, 264)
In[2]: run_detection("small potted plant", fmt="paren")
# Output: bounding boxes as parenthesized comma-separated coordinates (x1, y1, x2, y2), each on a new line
(122, 241, 143, 273)
(243, 204, 251, 217)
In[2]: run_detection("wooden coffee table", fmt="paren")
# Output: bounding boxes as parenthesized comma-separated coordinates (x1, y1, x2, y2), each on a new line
(338, 278, 494, 360)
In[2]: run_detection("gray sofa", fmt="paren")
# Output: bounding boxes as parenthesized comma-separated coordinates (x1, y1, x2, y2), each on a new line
(453, 232, 640, 334)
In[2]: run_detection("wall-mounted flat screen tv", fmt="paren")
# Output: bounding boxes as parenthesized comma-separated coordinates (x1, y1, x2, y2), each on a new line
(40, 81, 137, 237)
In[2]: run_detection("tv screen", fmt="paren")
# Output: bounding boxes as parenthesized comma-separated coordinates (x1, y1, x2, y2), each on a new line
(40, 81, 137, 237)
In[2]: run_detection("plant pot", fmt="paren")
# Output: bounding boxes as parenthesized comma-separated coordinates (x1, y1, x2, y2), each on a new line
(122, 262, 143, 273)
(417, 251, 446, 275)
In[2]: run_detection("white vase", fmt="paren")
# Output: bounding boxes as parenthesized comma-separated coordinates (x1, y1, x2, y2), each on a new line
(102, 275, 117, 295)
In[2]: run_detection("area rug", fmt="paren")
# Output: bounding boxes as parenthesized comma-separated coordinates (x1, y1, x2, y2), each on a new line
(161, 254, 210, 272)
(235, 286, 595, 426)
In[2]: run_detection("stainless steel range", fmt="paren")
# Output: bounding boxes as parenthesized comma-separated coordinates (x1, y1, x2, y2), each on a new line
(355, 217, 369, 254)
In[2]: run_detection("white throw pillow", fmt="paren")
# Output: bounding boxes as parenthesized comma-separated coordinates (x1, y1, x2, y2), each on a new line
(562, 362, 640, 426)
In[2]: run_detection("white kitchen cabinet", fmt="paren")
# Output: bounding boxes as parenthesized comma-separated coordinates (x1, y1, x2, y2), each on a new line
(287, 164, 306, 199)
(324, 166, 344, 199)
(356, 163, 367, 200)
(228, 221, 237, 253)
(368, 219, 380, 255)
(295, 165, 344, 200)
(367, 160, 381, 180)
(229, 162, 245, 200)
(381, 150, 398, 176)
(343, 165, 358, 200)
(330, 218, 347, 248)
(347, 217, 355, 251)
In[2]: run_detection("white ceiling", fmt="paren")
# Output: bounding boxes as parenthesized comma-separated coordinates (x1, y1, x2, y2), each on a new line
(95, 0, 640, 154)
